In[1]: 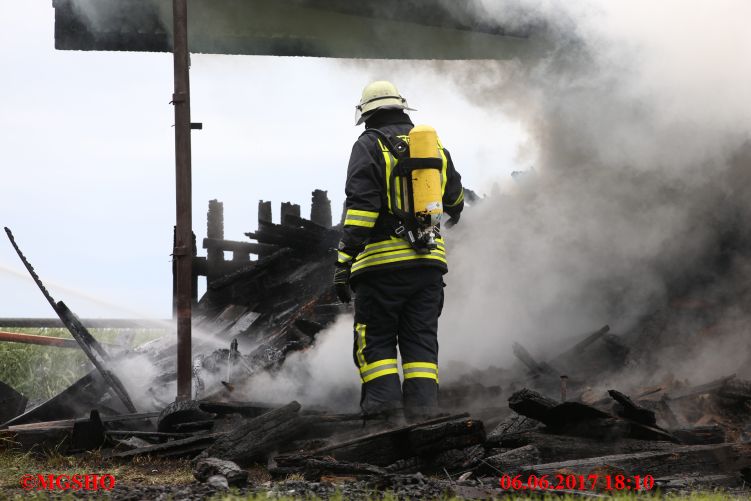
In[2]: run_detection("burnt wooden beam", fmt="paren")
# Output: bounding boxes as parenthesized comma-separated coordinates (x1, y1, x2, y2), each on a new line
(203, 401, 303, 466)
(280, 414, 484, 468)
(550, 325, 610, 365)
(203, 238, 277, 255)
(198, 401, 278, 417)
(209, 248, 293, 290)
(4, 227, 136, 414)
(509, 389, 675, 442)
(519, 442, 751, 478)
(111, 433, 222, 459)
(670, 425, 726, 445)
(508, 388, 558, 422)
(489, 429, 678, 464)
(512, 342, 557, 377)
(608, 389, 657, 426)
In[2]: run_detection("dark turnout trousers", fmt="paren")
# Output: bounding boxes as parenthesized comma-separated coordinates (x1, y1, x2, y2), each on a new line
(352, 267, 444, 417)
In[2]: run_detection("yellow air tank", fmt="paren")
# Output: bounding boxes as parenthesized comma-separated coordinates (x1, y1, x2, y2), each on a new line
(408, 125, 443, 220)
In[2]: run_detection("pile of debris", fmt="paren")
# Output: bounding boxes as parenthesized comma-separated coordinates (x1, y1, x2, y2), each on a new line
(3, 379, 750, 496)
(1, 189, 751, 497)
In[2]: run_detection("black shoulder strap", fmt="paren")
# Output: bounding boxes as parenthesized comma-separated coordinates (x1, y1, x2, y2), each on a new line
(360, 128, 408, 159)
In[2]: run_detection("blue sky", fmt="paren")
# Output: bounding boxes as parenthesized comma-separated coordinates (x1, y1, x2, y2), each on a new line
(0, 1, 526, 318)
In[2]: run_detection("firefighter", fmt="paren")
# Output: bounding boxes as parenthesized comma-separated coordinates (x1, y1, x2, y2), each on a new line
(333, 80, 465, 420)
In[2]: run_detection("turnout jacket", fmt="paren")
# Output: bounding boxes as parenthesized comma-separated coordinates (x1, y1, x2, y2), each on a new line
(337, 110, 465, 280)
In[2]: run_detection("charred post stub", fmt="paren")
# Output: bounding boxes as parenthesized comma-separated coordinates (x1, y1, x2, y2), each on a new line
(310, 189, 332, 228)
(258, 200, 272, 225)
(207, 200, 225, 282)
(560, 375, 569, 402)
(280, 202, 301, 226)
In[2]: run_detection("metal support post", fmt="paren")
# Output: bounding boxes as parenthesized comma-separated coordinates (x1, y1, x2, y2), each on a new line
(172, 0, 192, 401)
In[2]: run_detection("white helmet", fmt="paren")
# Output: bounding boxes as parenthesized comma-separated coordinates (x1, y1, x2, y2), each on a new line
(355, 80, 416, 125)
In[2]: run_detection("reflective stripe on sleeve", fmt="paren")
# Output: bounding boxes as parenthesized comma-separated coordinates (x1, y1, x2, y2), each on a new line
(446, 188, 464, 208)
(338, 250, 353, 264)
(344, 209, 379, 228)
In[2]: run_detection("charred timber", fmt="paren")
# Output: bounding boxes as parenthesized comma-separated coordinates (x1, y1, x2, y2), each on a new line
(279, 414, 485, 468)
(519, 442, 751, 479)
(203, 401, 303, 466)
(608, 389, 657, 426)
(4, 228, 136, 413)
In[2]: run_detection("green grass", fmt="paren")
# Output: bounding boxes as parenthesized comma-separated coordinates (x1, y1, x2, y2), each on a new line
(0, 327, 164, 401)
(0, 447, 193, 496)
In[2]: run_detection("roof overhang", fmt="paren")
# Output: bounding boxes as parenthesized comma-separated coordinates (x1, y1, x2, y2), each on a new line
(53, 0, 548, 60)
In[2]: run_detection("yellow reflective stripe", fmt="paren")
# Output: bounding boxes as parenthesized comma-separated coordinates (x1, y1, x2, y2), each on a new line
(379, 139, 393, 210)
(362, 367, 399, 383)
(355, 323, 367, 367)
(403, 371, 439, 382)
(403, 361, 439, 382)
(352, 251, 447, 273)
(403, 362, 438, 370)
(395, 175, 402, 211)
(439, 147, 448, 196)
(344, 218, 376, 228)
(337, 251, 353, 263)
(357, 247, 447, 266)
(446, 188, 464, 208)
(346, 209, 379, 219)
(359, 239, 445, 260)
(359, 358, 398, 373)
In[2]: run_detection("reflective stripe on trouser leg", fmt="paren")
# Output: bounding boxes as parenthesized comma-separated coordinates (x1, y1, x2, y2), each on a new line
(397, 269, 444, 412)
(352, 280, 402, 415)
(402, 362, 439, 382)
(359, 359, 399, 383)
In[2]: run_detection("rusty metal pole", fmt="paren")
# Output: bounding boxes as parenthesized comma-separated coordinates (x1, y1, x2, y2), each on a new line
(172, 0, 192, 401)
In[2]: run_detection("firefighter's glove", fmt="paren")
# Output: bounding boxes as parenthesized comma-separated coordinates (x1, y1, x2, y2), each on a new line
(333, 262, 352, 304)
(444, 211, 461, 228)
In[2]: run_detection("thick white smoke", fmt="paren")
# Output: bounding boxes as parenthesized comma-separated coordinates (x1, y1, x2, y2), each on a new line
(264, 0, 751, 401)
(438, 0, 751, 378)
(98, 0, 751, 407)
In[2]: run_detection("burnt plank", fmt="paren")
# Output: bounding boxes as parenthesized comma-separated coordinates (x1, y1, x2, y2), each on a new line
(111, 433, 222, 459)
(520, 442, 751, 478)
(671, 425, 726, 445)
(4, 227, 136, 413)
(287, 414, 484, 467)
(204, 401, 303, 466)
(608, 389, 657, 425)
(508, 388, 558, 422)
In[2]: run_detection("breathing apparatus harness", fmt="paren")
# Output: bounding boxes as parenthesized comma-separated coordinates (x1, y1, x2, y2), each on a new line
(361, 126, 444, 254)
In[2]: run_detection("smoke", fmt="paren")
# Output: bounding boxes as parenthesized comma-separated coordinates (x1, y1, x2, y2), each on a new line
(66, 0, 751, 402)
(262, 0, 751, 399)
(436, 0, 751, 381)
(237, 315, 360, 411)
